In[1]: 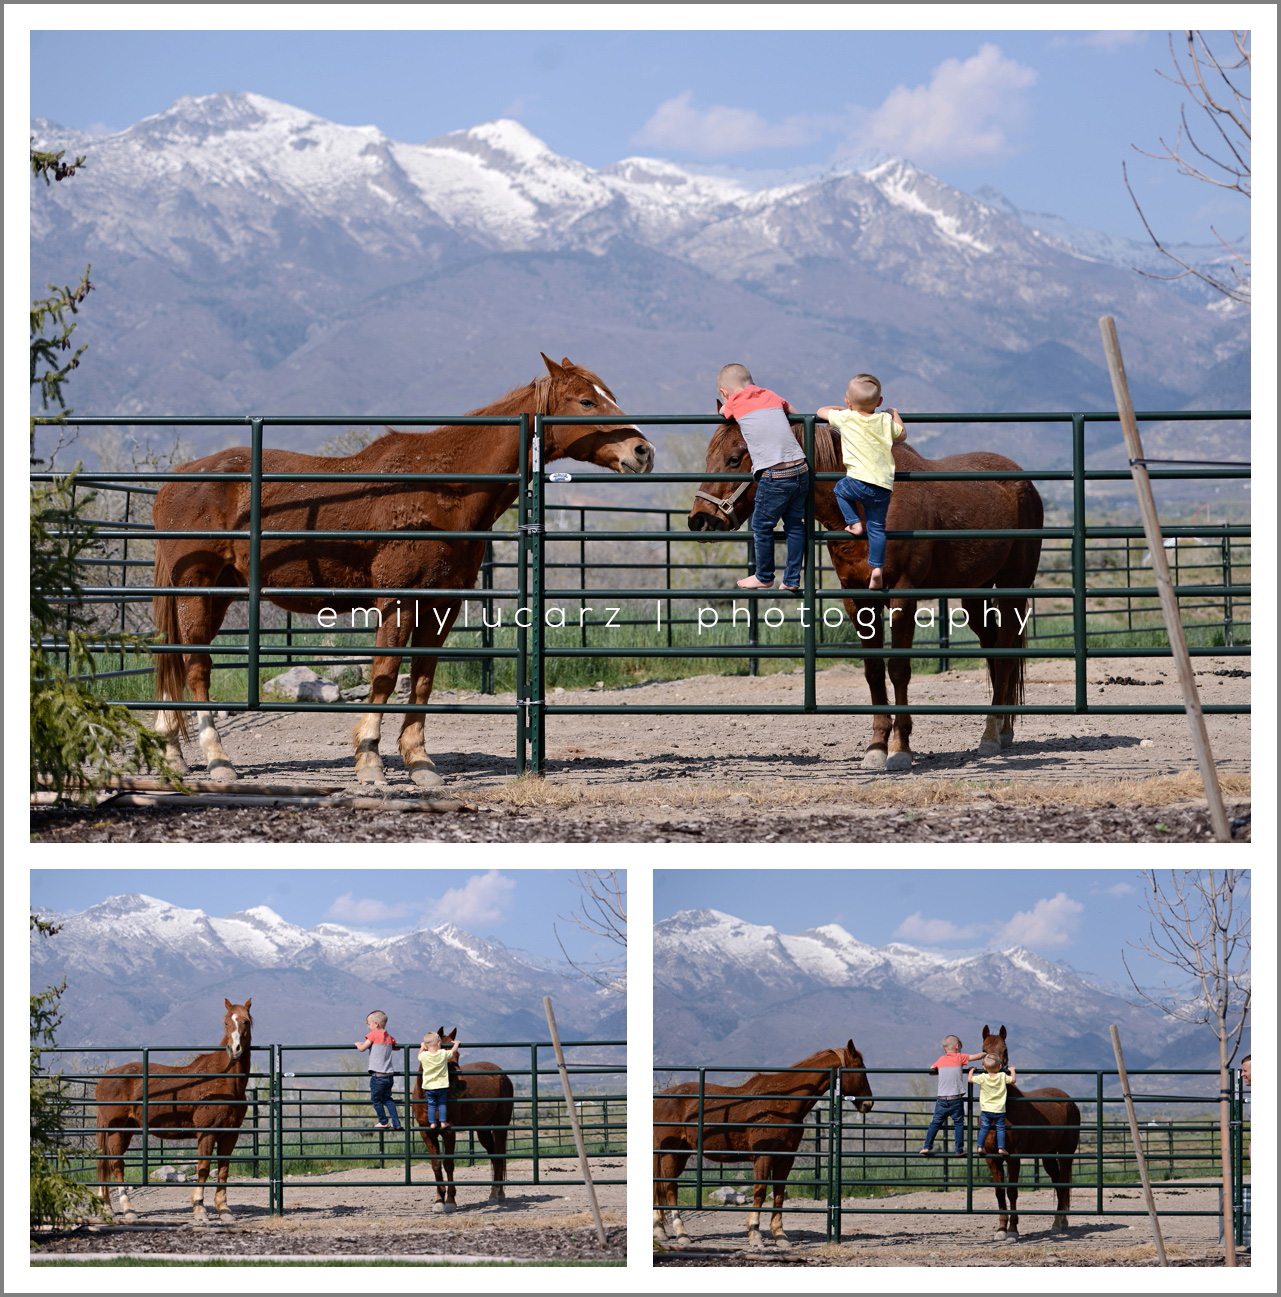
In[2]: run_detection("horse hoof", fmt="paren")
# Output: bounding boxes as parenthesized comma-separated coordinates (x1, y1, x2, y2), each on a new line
(885, 750, 913, 772)
(862, 749, 888, 771)
(992, 1230, 1007, 1242)
(999, 730, 1015, 749)
(773, 1235, 792, 1250)
(219, 1211, 236, 1224)
(431, 1202, 446, 1214)
(407, 763, 444, 788)
(746, 1233, 765, 1251)
(207, 760, 238, 783)
(355, 765, 387, 786)
(977, 739, 1002, 757)
(122, 1211, 138, 1225)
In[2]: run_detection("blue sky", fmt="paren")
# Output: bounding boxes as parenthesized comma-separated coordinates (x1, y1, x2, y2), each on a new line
(654, 869, 1247, 984)
(30, 869, 619, 964)
(27, 25, 1251, 244)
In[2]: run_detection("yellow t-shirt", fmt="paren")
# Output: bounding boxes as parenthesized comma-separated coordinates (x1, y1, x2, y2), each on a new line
(977, 1070, 1010, 1113)
(827, 409, 905, 491)
(418, 1045, 455, 1090)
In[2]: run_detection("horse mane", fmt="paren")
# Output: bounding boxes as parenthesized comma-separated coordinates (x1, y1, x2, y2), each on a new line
(742, 1048, 843, 1093)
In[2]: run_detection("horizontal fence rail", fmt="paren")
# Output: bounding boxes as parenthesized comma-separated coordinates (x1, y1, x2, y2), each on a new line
(32, 409, 1250, 775)
(43, 1038, 625, 1216)
(652, 1063, 1249, 1246)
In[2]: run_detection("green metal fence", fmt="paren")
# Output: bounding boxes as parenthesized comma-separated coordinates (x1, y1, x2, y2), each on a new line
(45, 1038, 625, 1215)
(32, 409, 1250, 776)
(653, 1063, 1249, 1245)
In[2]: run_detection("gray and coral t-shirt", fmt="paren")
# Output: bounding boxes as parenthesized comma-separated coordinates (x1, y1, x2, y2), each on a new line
(931, 1050, 973, 1098)
(363, 1027, 398, 1074)
(719, 385, 802, 474)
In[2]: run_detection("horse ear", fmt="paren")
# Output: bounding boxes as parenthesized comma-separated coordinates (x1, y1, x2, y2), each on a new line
(999, 1025, 1007, 1040)
(225, 998, 234, 1011)
(540, 352, 564, 378)
(847, 1039, 855, 1055)
(982, 1024, 990, 1038)
(244, 996, 252, 1011)
(560, 356, 573, 369)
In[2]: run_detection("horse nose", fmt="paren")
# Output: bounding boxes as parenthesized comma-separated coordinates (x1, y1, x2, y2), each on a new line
(688, 512, 707, 531)
(632, 439, 653, 469)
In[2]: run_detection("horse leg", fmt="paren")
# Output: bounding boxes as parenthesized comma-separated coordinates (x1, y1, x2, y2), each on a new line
(353, 599, 413, 784)
(653, 1150, 692, 1247)
(213, 1131, 239, 1222)
(987, 1155, 1010, 1240)
(479, 1127, 508, 1203)
(1046, 1155, 1072, 1232)
(745, 1154, 773, 1249)
(396, 601, 460, 788)
(442, 1128, 457, 1209)
(768, 1154, 795, 1248)
(101, 1127, 137, 1222)
(885, 597, 917, 771)
(1004, 1156, 1022, 1240)
(962, 596, 1005, 756)
(158, 584, 237, 779)
(995, 596, 1028, 749)
(851, 597, 892, 771)
(191, 1132, 216, 1224)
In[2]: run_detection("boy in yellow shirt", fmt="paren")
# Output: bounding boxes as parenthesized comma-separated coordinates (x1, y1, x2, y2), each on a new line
(817, 373, 905, 590)
(419, 1030, 460, 1130)
(969, 1052, 1017, 1156)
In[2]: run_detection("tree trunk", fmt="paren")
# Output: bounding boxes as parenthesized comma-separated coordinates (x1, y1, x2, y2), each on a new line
(1219, 1031, 1237, 1265)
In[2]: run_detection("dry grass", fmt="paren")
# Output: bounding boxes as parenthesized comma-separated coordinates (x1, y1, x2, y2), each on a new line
(476, 770, 1250, 814)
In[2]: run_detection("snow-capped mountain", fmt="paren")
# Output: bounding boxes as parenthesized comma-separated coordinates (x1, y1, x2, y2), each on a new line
(654, 908, 1225, 1072)
(31, 893, 622, 1051)
(30, 93, 1247, 479)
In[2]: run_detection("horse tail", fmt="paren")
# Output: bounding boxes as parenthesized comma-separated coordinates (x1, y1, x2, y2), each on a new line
(152, 544, 189, 740)
(1011, 477, 1044, 708)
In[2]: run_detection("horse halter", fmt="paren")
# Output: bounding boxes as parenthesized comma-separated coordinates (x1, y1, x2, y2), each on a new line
(693, 477, 753, 522)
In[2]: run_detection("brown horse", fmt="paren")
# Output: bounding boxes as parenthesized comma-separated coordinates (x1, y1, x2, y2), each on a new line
(152, 356, 654, 785)
(688, 420, 1043, 770)
(653, 1040, 874, 1250)
(94, 998, 254, 1224)
(978, 1024, 1080, 1241)
(410, 1027, 515, 1211)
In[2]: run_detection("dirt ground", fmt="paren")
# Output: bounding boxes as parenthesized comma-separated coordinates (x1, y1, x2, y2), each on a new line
(31, 1159, 625, 1263)
(32, 658, 1250, 843)
(655, 1184, 1245, 1268)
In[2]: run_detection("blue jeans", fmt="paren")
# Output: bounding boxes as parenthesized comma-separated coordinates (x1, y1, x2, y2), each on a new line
(423, 1087, 449, 1125)
(751, 465, 808, 587)
(922, 1096, 965, 1154)
(834, 477, 892, 569)
(369, 1073, 401, 1127)
(976, 1110, 1007, 1152)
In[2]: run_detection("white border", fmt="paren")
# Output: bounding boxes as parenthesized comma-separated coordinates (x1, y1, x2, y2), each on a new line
(7, 3, 1278, 1292)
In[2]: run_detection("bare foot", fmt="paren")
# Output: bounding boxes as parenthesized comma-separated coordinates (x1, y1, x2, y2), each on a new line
(736, 575, 774, 589)
(845, 522, 864, 537)
(868, 568, 884, 590)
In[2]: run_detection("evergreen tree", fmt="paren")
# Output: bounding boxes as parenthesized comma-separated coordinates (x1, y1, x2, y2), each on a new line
(31, 915, 104, 1229)
(30, 144, 169, 800)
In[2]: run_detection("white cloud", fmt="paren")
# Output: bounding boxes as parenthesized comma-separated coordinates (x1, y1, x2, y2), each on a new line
(857, 44, 1037, 165)
(894, 912, 983, 943)
(325, 893, 414, 924)
(1095, 881, 1135, 897)
(633, 91, 819, 157)
(424, 871, 516, 927)
(994, 892, 1084, 949)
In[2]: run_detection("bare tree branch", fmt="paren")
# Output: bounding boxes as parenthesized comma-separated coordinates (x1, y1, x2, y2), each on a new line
(1126, 30, 1250, 304)
(555, 870, 626, 990)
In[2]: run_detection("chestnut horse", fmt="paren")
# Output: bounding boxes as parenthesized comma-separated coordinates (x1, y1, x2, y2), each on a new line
(152, 356, 654, 785)
(978, 1024, 1080, 1241)
(688, 420, 1043, 770)
(410, 1027, 515, 1210)
(653, 1040, 874, 1250)
(95, 998, 254, 1224)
